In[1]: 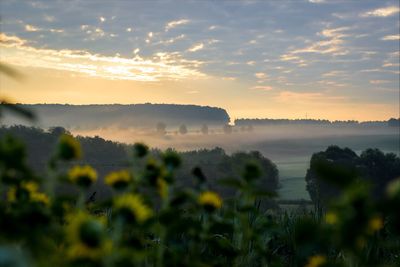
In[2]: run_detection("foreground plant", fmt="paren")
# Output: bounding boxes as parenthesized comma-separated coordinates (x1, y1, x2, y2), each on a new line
(0, 134, 399, 267)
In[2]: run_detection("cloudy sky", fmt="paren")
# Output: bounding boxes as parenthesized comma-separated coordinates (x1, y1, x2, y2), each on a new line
(0, 0, 399, 121)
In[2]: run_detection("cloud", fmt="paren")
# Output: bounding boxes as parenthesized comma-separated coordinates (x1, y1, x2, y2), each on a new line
(43, 15, 55, 22)
(250, 85, 273, 91)
(155, 34, 185, 45)
(382, 51, 400, 67)
(0, 33, 27, 46)
(361, 6, 400, 17)
(188, 43, 204, 52)
(99, 16, 106, 22)
(24, 23, 64, 34)
(254, 72, 267, 79)
(165, 19, 190, 31)
(274, 91, 345, 103)
(320, 27, 349, 38)
(0, 33, 207, 82)
(50, 29, 64, 33)
(360, 68, 399, 74)
(221, 76, 237, 81)
(308, 0, 326, 3)
(25, 24, 40, 32)
(280, 54, 301, 61)
(318, 80, 347, 87)
(290, 27, 350, 55)
(207, 39, 220, 45)
(80, 25, 116, 40)
(381, 35, 400, 41)
(322, 70, 347, 77)
(369, 80, 390, 85)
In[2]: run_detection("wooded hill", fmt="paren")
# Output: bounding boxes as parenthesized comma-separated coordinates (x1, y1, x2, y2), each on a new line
(1, 104, 231, 129)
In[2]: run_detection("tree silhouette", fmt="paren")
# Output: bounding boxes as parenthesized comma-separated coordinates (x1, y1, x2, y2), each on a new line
(201, 124, 208, 135)
(179, 124, 188, 135)
(306, 146, 400, 209)
(156, 122, 166, 135)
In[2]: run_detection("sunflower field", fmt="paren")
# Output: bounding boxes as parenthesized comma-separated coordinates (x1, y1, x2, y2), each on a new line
(0, 133, 399, 267)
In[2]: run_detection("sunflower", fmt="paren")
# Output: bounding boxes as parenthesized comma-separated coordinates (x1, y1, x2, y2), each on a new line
(157, 178, 168, 199)
(57, 134, 82, 160)
(198, 191, 222, 211)
(114, 194, 153, 224)
(105, 170, 132, 190)
(324, 211, 338, 225)
(7, 181, 50, 206)
(66, 212, 110, 260)
(305, 255, 327, 267)
(367, 215, 383, 234)
(68, 165, 97, 187)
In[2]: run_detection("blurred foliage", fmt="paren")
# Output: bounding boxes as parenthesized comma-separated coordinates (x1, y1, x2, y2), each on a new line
(0, 132, 399, 267)
(306, 145, 400, 210)
(0, 63, 35, 121)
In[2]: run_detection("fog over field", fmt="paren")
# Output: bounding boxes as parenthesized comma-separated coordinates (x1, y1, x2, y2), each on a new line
(71, 124, 399, 200)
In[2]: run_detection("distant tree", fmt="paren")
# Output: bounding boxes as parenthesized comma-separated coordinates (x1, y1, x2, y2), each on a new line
(156, 122, 166, 135)
(223, 124, 232, 134)
(49, 126, 70, 136)
(388, 118, 400, 127)
(305, 146, 359, 209)
(306, 146, 400, 209)
(179, 124, 188, 135)
(201, 124, 208, 135)
(359, 148, 400, 198)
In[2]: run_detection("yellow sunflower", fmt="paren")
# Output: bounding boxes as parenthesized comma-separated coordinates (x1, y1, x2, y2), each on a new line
(58, 134, 82, 160)
(198, 191, 222, 211)
(105, 170, 132, 189)
(305, 255, 327, 267)
(7, 181, 49, 206)
(68, 165, 97, 187)
(114, 194, 153, 224)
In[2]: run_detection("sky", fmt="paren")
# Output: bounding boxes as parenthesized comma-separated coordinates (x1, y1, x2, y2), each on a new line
(0, 0, 399, 121)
